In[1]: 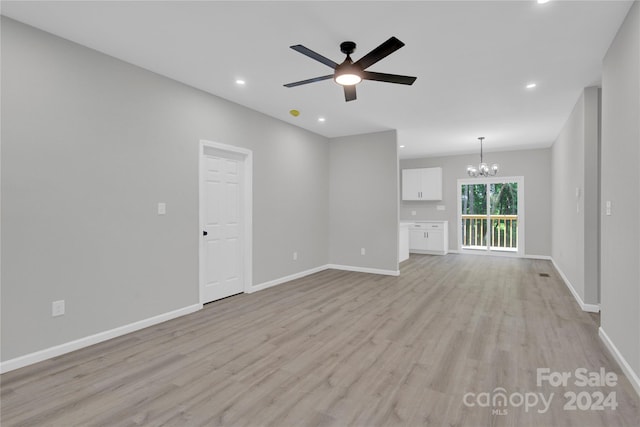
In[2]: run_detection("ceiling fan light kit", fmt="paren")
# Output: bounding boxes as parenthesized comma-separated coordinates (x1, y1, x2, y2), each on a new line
(467, 137, 499, 177)
(284, 36, 417, 102)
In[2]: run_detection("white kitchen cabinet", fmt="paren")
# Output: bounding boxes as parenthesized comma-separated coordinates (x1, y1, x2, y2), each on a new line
(408, 221, 448, 255)
(401, 167, 442, 201)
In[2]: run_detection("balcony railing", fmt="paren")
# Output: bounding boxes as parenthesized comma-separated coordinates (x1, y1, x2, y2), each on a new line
(461, 214, 518, 250)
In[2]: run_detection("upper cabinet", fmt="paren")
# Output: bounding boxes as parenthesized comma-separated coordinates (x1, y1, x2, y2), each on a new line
(402, 167, 442, 201)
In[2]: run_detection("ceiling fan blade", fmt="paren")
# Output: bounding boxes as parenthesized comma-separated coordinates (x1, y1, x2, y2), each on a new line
(344, 85, 357, 102)
(290, 45, 338, 69)
(354, 36, 405, 70)
(284, 75, 333, 88)
(362, 71, 417, 85)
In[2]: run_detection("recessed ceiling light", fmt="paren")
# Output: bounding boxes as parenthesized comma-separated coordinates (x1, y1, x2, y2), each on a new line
(318, 117, 326, 122)
(526, 83, 537, 89)
(399, 145, 406, 148)
(537, 0, 550, 4)
(235, 79, 246, 85)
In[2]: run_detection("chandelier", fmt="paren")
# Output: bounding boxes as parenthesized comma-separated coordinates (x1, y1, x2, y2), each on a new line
(467, 137, 498, 177)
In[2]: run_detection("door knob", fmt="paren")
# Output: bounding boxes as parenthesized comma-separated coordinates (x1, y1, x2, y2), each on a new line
(203, 230, 208, 236)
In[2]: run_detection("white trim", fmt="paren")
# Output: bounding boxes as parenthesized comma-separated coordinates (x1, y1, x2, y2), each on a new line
(409, 250, 447, 256)
(522, 254, 552, 260)
(457, 248, 522, 258)
(249, 265, 329, 293)
(327, 264, 400, 276)
(448, 250, 551, 261)
(599, 327, 640, 398)
(451, 249, 521, 259)
(0, 304, 202, 374)
(199, 140, 253, 303)
(247, 262, 402, 293)
(550, 257, 600, 313)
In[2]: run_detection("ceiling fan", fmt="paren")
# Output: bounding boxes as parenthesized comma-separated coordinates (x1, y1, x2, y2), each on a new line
(283, 36, 417, 102)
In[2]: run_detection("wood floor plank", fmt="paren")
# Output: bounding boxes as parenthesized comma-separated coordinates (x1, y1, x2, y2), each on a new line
(2, 254, 639, 426)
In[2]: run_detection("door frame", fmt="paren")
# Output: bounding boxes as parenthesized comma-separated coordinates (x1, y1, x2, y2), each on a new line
(457, 176, 525, 257)
(199, 140, 253, 304)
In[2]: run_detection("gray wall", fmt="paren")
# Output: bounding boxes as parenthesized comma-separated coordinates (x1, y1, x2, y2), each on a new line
(1, 18, 330, 361)
(601, 2, 640, 378)
(400, 148, 552, 256)
(329, 131, 399, 272)
(550, 87, 600, 305)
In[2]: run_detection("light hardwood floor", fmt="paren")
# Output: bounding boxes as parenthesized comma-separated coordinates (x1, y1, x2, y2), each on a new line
(1, 254, 639, 426)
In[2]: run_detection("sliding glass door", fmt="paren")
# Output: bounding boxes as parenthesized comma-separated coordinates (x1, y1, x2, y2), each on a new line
(458, 177, 523, 255)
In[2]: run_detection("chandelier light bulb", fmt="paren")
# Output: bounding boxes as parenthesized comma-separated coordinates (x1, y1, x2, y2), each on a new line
(467, 137, 499, 178)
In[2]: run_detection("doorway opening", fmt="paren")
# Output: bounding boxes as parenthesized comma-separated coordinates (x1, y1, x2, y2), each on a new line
(458, 176, 524, 256)
(199, 140, 252, 304)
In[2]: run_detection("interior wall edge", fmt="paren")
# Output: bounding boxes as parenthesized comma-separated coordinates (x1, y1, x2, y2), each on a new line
(551, 257, 600, 313)
(599, 326, 640, 399)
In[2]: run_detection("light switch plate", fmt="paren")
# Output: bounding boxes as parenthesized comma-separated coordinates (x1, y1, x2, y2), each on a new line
(605, 201, 611, 216)
(158, 202, 166, 215)
(52, 300, 65, 317)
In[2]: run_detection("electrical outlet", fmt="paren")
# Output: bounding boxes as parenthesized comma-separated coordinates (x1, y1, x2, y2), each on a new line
(157, 202, 166, 215)
(293, 251, 298, 261)
(411, 211, 417, 216)
(605, 201, 612, 216)
(52, 300, 65, 317)
(437, 205, 445, 211)
(361, 248, 366, 255)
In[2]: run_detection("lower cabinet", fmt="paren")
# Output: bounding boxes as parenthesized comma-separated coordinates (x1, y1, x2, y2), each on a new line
(409, 221, 448, 255)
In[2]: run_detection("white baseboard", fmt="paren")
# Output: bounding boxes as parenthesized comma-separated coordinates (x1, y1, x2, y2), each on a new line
(249, 265, 329, 293)
(1, 262, 399, 373)
(599, 327, 640, 398)
(550, 258, 600, 313)
(409, 250, 447, 256)
(249, 263, 401, 294)
(448, 249, 551, 261)
(523, 254, 552, 260)
(327, 264, 400, 277)
(0, 303, 202, 374)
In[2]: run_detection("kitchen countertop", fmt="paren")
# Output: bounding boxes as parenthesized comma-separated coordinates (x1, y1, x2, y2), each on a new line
(400, 220, 448, 226)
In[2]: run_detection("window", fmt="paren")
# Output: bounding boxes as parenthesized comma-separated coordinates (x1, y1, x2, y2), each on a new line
(458, 177, 524, 255)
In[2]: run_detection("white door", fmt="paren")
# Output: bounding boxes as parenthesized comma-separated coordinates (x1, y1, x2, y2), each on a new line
(202, 153, 244, 303)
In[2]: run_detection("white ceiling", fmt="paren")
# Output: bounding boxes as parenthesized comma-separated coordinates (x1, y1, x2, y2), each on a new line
(1, 1, 633, 158)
